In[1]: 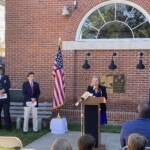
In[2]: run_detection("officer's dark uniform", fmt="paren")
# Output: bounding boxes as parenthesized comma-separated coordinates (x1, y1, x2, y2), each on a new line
(0, 75, 12, 130)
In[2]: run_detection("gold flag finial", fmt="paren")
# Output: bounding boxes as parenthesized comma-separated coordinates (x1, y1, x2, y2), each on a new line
(58, 37, 62, 48)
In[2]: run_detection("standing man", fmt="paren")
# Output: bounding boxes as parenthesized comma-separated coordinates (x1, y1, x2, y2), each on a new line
(22, 72, 40, 134)
(0, 68, 12, 130)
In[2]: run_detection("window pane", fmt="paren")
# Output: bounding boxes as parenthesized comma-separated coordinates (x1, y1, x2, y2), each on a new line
(80, 3, 150, 39)
(85, 10, 105, 29)
(98, 22, 133, 39)
(99, 4, 115, 22)
(126, 8, 147, 29)
(133, 21, 150, 38)
(116, 3, 133, 22)
(80, 23, 98, 39)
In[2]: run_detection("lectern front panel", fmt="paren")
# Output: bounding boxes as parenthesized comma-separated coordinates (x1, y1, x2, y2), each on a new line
(84, 105, 99, 148)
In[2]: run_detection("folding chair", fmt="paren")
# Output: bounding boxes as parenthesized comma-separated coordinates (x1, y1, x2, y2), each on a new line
(122, 146, 128, 150)
(0, 136, 23, 149)
(122, 146, 150, 150)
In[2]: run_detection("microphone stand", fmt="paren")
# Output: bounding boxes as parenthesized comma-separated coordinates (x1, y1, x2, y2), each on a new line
(81, 102, 84, 136)
(75, 98, 84, 135)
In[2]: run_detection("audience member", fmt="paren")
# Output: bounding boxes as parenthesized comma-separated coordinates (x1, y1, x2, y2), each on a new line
(50, 137, 72, 150)
(120, 103, 150, 147)
(128, 133, 148, 150)
(78, 134, 95, 150)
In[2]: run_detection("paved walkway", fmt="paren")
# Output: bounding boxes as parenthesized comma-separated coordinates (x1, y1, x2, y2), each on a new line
(24, 132, 122, 150)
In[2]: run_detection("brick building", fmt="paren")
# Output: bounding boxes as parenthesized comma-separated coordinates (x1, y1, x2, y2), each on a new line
(5, 0, 150, 123)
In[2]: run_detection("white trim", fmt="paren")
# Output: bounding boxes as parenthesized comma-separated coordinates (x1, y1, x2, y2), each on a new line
(75, 0, 150, 41)
(98, 9, 106, 24)
(62, 40, 150, 50)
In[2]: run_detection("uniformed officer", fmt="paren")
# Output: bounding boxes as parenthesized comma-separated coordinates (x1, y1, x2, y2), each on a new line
(0, 68, 12, 130)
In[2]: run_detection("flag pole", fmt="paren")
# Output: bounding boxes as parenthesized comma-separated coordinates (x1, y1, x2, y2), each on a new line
(57, 37, 62, 118)
(52, 37, 64, 116)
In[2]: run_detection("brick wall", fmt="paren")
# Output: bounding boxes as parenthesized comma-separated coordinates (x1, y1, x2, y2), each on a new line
(6, 0, 150, 124)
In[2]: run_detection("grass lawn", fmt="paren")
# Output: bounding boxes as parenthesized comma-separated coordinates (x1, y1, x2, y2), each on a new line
(68, 123, 122, 133)
(0, 122, 49, 147)
(0, 128, 48, 146)
(0, 122, 121, 147)
(0, 148, 20, 150)
(0, 127, 49, 147)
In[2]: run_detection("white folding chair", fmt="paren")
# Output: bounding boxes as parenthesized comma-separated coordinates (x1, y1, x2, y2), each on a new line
(0, 136, 23, 149)
(122, 146, 128, 150)
(122, 146, 150, 150)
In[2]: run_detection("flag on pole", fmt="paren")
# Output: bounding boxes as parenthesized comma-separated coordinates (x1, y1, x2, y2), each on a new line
(52, 46, 65, 110)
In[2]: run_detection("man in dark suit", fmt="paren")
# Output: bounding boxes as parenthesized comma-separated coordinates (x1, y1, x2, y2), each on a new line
(0, 68, 12, 130)
(22, 72, 40, 133)
(120, 103, 150, 147)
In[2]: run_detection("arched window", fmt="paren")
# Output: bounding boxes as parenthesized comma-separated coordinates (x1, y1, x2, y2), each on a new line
(77, 2, 150, 40)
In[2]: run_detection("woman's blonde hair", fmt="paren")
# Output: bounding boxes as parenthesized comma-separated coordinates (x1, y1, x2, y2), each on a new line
(50, 138, 73, 150)
(91, 76, 100, 86)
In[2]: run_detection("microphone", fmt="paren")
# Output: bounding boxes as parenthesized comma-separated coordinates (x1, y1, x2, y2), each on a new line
(75, 91, 93, 106)
(75, 98, 84, 106)
(93, 86, 96, 90)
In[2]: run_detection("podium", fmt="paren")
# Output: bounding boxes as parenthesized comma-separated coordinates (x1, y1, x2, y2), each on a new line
(82, 97, 106, 149)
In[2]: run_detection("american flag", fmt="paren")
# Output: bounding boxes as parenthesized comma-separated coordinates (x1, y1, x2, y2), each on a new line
(52, 47, 65, 110)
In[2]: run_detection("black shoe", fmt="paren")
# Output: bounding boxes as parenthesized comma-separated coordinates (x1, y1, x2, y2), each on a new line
(23, 132, 28, 135)
(7, 128, 12, 131)
(33, 131, 39, 133)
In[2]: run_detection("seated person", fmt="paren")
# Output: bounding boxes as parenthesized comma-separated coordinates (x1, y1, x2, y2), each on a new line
(50, 137, 72, 150)
(128, 133, 148, 150)
(120, 103, 150, 147)
(78, 134, 95, 150)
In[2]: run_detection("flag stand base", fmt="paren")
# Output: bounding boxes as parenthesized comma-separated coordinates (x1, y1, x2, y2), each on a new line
(57, 113, 61, 118)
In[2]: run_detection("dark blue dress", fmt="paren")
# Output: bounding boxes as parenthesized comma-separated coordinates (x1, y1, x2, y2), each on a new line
(93, 90, 107, 125)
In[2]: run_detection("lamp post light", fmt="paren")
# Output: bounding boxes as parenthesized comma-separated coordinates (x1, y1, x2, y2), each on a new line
(82, 52, 91, 70)
(108, 52, 117, 70)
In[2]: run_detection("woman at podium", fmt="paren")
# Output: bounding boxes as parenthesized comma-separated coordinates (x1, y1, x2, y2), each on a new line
(87, 76, 107, 125)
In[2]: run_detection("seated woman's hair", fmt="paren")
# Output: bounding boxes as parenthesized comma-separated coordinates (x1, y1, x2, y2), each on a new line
(78, 134, 95, 150)
(128, 133, 148, 150)
(50, 138, 72, 150)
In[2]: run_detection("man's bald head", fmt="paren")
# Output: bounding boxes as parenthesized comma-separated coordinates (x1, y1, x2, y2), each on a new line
(137, 103, 150, 118)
